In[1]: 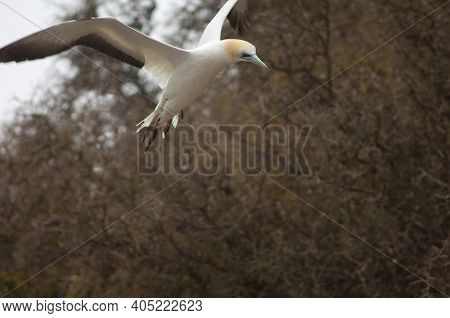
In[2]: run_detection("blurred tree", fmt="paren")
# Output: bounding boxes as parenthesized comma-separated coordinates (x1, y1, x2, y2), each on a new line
(0, 0, 448, 297)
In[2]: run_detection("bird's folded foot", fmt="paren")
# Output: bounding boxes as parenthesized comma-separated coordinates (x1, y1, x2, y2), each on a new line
(162, 119, 172, 140)
(141, 126, 159, 152)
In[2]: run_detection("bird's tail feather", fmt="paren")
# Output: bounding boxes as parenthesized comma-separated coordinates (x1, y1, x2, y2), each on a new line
(136, 105, 163, 151)
(136, 97, 168, 133)
(136, 105, 183, 151)
(136, 110, 160, 133)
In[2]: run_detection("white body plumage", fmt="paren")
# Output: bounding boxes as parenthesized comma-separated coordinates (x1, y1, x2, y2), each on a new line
(0, 0, 267, 149)
(141, 41, 235, 129)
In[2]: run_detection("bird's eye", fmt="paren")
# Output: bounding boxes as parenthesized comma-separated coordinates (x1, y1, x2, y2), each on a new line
(241, 53, 253, 58)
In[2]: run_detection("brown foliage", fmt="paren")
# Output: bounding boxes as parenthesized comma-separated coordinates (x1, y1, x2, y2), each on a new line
(0, 0, 448, 297)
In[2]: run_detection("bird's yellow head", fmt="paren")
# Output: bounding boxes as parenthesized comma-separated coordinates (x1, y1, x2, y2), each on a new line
(223, 39, 268, 70)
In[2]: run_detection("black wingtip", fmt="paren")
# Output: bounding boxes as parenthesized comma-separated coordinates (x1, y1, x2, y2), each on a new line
(0, 50, 11, 63)
(227, 10, 251, 35)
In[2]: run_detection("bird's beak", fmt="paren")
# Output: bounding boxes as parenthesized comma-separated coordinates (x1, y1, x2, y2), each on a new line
(244, 54, 269, 71)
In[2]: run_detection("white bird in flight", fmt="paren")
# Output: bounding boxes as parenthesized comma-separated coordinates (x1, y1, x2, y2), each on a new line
(0, 0, 267, 150)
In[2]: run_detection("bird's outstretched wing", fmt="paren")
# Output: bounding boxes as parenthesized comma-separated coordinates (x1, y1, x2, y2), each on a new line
(0, 17, 188, 89)
(198, 0, 250, 47)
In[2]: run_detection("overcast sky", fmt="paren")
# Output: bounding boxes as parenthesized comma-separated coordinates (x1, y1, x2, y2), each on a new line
(0, 0, 179, 122)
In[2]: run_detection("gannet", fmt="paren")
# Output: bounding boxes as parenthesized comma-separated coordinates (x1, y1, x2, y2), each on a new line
(0, 0, 267, 149)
